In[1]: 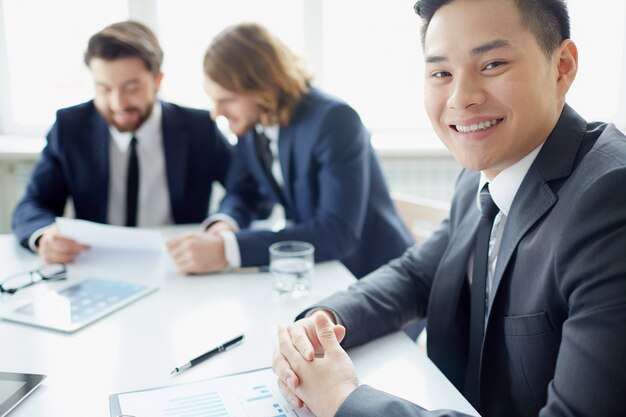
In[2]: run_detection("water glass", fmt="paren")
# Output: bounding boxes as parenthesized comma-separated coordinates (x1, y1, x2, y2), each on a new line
(269, 241, 314, 298)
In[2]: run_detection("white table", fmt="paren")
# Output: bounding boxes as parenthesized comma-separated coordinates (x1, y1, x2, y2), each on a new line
(0, 233, 477, 416)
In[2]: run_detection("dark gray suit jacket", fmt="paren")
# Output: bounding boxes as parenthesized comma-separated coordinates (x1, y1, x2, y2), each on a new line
(310, 105, 626, 417)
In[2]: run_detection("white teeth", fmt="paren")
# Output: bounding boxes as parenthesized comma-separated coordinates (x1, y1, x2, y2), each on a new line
(456, 119, 500, 133)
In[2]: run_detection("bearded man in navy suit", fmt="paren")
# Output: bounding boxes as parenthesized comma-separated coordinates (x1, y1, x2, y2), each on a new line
(13, 21, 232, 263)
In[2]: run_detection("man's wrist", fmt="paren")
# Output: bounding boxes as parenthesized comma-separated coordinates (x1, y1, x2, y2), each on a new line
(202, 214, 240, 232)
(327, 384, 358, 417)
(307, 308, 339, 325)
(28, 226, 51, 252)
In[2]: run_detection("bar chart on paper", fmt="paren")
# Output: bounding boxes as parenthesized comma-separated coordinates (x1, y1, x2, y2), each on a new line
(110, 367, 314, 417)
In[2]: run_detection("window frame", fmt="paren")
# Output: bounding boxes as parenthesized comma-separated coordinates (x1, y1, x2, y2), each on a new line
(0, 0, 625, 139)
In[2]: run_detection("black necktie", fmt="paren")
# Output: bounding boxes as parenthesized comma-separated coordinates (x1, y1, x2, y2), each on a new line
(465, 184, 499, 408)
(254, 130, 285, 202)
(125, 136, 139, 227)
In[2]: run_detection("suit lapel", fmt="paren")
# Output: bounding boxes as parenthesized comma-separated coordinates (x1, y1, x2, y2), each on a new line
(277, 125, 295, 212)
(488, 172, 556, 310)
(487, 104, 588, 314)
(88, 107, 110, 223)
(429, 173, 481, 331)
(161, 102, 188, 222)
(428, 182, 481, 389)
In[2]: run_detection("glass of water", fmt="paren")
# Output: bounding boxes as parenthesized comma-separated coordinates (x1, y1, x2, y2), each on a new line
(269, 241, 314, 298)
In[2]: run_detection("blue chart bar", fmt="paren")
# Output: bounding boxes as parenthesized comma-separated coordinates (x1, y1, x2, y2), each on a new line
(164, 391, 230, 417)
(272, 402, 286, 417)
(247, 384, 273, 402)
(246, 394, 273, 402)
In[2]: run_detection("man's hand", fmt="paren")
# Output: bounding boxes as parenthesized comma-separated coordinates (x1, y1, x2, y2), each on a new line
(273, 311, 351, 415)
(205, 220, 237, 237)
(166, 232, 228, 275)
(38, 223, 90, 263)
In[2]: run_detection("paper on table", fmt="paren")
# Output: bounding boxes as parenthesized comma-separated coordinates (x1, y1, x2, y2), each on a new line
(57, 218, 164, 252)
(110, 367, 314, 417)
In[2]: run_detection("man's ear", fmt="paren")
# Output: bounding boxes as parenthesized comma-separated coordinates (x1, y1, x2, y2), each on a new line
(555, 39, 578, 98)
(154, 72, 164, 92)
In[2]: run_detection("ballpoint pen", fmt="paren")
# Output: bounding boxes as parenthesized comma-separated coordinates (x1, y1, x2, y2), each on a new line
(170, 334, 245, 375)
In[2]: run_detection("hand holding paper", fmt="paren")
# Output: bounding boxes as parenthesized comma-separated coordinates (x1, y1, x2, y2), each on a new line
(38, 223, 91, 263)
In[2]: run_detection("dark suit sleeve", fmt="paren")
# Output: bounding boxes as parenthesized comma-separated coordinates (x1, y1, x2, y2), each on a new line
(303, 216, 451, 349)
(217, 138, 274, 228)
(338, 385, 473, 417)
(539, 166, 626, 417)
(12, 122, 69, 248)
(234, 104, 375, 266)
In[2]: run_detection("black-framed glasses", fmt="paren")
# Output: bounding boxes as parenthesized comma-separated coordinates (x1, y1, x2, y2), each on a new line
(0, 264, 67, 295)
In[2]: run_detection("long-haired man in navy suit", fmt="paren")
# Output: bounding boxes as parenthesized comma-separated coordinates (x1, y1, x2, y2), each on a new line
(13, 21, 232, 263)
(272, 1, 626, 416)
(166, 23, 413, 278)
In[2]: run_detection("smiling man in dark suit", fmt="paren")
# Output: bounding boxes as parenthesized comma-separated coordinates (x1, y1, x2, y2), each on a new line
(166, 23, 412, 278)
(12, 20, 232, 263)
(272, 1, 626, 416)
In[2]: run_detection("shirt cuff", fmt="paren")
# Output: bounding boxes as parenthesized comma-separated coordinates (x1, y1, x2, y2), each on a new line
(220, 230, 242, 268)
(201, 214, 240, 232)
(28, 226, 50, 253)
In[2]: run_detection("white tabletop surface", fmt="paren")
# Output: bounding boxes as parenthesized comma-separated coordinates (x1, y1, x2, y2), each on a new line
(0, 232, 477, 417)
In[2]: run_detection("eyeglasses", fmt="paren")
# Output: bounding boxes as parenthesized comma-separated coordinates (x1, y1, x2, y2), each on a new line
(0, 264, 67, 295)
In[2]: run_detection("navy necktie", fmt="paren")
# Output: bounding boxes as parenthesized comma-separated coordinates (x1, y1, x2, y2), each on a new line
(125, 136, 139, 227)
(465, 184, 499, 408)
(254, 130, 284, 202)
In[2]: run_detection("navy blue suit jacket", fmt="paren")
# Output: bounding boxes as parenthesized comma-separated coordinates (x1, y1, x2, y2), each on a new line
(308, 105, 626, 416)
(13, 100, 232, 248)
(218, 88, 413, 278)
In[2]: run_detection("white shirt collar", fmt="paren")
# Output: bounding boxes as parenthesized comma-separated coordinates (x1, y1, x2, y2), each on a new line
(109, 101, 162, 151)
(255, 123, 280, 142)
(478, 142, 545, 216)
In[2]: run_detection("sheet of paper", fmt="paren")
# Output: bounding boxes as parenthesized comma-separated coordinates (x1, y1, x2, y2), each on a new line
(57, 218, 164, 252)
(113, 367, 314, 417)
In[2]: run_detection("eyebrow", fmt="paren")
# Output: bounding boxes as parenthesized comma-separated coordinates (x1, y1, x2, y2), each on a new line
(425, 38, 512, 64)
(471, 38, 511, 55)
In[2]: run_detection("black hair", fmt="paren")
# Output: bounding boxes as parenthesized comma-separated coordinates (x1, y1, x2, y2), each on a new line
(414, 0, 570, 56)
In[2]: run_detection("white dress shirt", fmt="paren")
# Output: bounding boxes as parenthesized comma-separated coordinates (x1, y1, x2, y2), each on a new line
(108, 102, 173, 227)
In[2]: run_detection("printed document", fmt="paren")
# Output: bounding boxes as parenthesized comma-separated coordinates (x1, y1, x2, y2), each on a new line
(109, 367, 314, 417)
(57, 218, 164, 252)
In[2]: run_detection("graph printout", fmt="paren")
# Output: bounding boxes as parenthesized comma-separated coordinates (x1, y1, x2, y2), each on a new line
(111, 367, 315, 417)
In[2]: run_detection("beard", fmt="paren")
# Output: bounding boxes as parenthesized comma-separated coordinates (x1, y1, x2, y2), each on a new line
(100, 103, 154, 132)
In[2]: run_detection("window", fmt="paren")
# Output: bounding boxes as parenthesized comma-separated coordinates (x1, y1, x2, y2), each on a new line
(0, 0, 127, 133)
(566, 0, 626, 124)
(1, 0, 625, 146)
(157, 0, 305, 111)
(319, 0, 626, 148)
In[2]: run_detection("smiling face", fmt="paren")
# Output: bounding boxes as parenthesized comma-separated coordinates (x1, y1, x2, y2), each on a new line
(203, 77, 261, 136)
(423, 0, 577, 179)
(90, 56, 162, 132)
